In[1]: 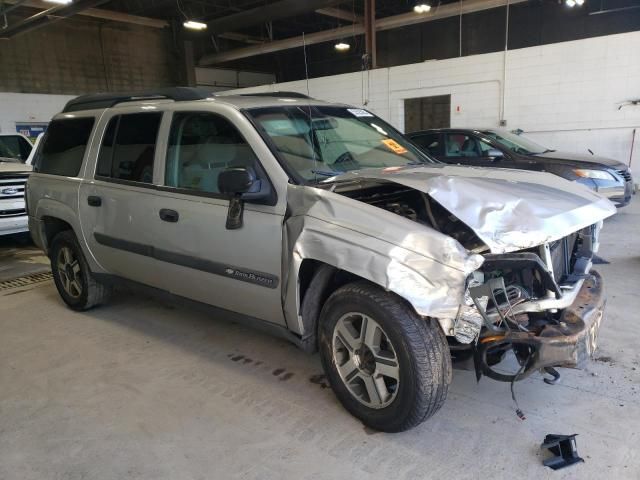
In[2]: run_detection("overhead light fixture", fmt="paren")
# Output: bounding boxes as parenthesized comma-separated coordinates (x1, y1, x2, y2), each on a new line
(575, 0, 585, 4)
(334, 41, 350, 51)
(183, 20, 207, 30)
(44, 0, 73, 4)
(413, 3, 431, 13)
(565, 0, 576, 6)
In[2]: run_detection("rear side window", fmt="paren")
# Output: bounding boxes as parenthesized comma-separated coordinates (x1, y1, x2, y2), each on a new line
(96, 112, 161, 184)
(35, 118, 94, 176)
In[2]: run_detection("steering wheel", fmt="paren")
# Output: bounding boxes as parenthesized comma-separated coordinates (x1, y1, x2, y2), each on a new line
(333, 151, 357, 165)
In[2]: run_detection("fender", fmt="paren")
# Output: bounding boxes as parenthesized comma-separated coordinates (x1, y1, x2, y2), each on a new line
(281, 184, 482, 337)
(283, 215, 472, 338)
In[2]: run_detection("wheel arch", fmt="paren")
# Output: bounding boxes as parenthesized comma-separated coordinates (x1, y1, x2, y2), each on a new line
(33, 198, 82, 254)
(41, 216, 74, 253)
(296, 259, 444, 353)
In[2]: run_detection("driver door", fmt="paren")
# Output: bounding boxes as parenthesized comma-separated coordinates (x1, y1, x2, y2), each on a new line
(146, 110, 287, 326)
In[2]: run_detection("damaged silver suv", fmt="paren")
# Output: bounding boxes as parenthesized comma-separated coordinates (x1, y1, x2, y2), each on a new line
(27, 88, 615, 432)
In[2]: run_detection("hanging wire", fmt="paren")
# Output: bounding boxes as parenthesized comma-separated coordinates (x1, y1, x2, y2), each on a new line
(176, 0, 188, 20)
(302, 32, 311, 97)
(301, 32, 318, 183)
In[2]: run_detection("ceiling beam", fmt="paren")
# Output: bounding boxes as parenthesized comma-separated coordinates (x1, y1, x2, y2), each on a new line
(0, 0, 111, 38)
(375, 0, 525, 31)
(205, 0, 343, 34)
(199, 0, 527, 66)
(75, 6, 168, 28)
(1, 0, 168, 28)
(201, 24, 365, 65)
(219, 32, 265, 45)
(315, 7, 362, 23)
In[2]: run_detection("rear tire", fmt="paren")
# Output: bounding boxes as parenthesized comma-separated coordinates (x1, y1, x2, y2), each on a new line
(318, 282, 451, 432)
(50, 230, 111, 311)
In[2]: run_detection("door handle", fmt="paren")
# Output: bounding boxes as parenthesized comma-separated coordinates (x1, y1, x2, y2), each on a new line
(159, 208, 179, 223)
(87, 195, 102, 207)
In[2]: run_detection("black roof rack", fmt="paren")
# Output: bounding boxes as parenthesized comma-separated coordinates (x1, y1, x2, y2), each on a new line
(239, 91, 312, 99)
(62, 87, 217, 113)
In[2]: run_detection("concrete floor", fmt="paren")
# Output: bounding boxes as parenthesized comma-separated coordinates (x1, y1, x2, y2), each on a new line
(1, 200, 639, 480)
(0, 233, 49, 282)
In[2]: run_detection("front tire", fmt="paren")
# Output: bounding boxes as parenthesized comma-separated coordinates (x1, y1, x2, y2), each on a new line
(50, 230, 111, 311)
(318, 282, 451, 432)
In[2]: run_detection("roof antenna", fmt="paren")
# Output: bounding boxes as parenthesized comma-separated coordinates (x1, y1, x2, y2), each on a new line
(302, 32, 311, 97)
(301, 32, 319, 182)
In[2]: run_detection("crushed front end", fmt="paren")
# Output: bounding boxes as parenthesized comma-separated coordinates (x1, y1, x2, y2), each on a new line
(453, 222, 606, 382)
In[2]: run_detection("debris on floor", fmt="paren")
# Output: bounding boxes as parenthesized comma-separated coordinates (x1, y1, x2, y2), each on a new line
(541, 434, 584, 470)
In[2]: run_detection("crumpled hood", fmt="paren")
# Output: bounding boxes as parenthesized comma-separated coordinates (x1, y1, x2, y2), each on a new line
(326, 164, 616, 253)
(0, 162, 32, 174)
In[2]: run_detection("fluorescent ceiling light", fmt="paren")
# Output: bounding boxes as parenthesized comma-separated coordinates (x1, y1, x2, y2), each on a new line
(575, 0, 585, 4)
(334, 42, 350, 51)
(44, 0, 73, 4)
(413, 4, 431, 13)
(565, 0, 576, 6)
(183, 20, 207, 30)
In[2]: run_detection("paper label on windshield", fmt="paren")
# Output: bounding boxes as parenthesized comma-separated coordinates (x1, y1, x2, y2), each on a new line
(347, 108, 374, 117)
(381, 139, 408, 154)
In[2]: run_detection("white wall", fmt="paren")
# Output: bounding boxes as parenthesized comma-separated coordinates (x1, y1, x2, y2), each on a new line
(231, 31, 640, 174)
(196, 67, 276, 91)
(0, 92, 74, 134)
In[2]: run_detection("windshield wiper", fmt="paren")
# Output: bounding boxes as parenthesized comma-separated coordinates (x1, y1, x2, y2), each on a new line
(530, 149, 555, 155)
(311, 169, 341, 177)
(528, 148, 555, 155)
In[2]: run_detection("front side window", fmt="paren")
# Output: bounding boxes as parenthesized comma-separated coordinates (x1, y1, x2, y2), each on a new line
(0, 135, 32, 163)
(444, 133, 485, 158)
(165, 112, 258, 194)
(35, 118, 95, 176)
(96, 112, 161, 184)
(246, 106, 435, 183)
(411, 133, 442, 156)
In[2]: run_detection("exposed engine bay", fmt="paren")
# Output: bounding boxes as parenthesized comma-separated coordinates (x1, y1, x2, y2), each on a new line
(335, 182, 489, 253)
(333, 179, 604, 384)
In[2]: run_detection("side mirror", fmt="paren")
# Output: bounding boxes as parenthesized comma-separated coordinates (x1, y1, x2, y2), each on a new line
(218, 166, 268, 230)
(487, 148, 504, 160)
(218, 166, 258, 195)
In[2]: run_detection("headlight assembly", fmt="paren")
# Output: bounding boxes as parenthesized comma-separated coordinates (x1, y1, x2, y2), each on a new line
(573, 169, 615, 181)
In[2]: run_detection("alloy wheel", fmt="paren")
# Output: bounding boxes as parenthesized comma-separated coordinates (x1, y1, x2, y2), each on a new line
(332, 312, 400, 409)
(56, 246, 83, 299)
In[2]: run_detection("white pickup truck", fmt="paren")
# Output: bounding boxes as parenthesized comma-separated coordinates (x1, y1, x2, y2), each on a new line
(0, 133, 34, 236)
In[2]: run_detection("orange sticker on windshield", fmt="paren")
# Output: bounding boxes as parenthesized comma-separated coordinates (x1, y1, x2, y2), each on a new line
(381, 139, 408, 154)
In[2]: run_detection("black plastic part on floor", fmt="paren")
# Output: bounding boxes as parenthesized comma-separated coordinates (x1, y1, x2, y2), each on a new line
(541, 434, 585, 470)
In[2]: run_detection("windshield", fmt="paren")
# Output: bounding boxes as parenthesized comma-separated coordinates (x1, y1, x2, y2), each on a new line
(482, 130, 549, 155)
(0, 135, 32, 163)
(247, 105, 436, 183)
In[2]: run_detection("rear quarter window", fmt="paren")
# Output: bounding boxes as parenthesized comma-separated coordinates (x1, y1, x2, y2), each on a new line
(35, 117, 95, 176)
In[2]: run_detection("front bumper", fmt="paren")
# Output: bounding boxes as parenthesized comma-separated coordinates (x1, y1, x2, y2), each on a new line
(477, 270, 605, 380)
(592, 180, 629, 206)
(0, 213, 29, 236)
(592, 174, 634, 207)
(521, 270, 604, 370)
